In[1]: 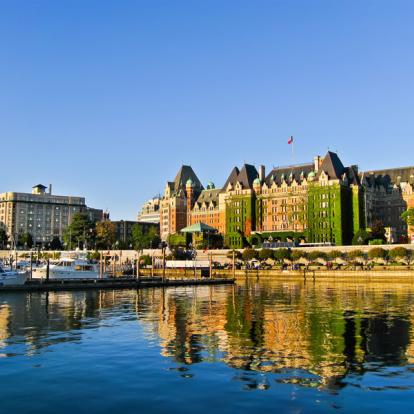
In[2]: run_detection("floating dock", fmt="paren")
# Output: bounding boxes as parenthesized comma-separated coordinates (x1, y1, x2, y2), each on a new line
(0, 277, 234, 292)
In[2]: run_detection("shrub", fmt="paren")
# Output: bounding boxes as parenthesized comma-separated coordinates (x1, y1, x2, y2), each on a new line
(259, 248, 273, 261)
(352, 229, 371, 245)
(87, 251, 100, 261)
(327, 250, 344, 260)
(347, 250, 365, 262)
(242, 248, 258, 261)
(291, 250, 307, 262)
(368, 247, 387, 260)
(139, 255, 152, 266)
(273, 248, 291, 263)
(369, 239, 384, 245)
(307, 251, 328, 262)
(388, 247, 408, 260)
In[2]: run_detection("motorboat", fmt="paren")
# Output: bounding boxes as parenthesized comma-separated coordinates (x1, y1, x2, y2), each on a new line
(31, 256, 107, 280)
(0, 265, 28, 286)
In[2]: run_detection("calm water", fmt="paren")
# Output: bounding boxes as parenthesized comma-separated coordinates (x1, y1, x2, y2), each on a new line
(1, 280, 414, 413)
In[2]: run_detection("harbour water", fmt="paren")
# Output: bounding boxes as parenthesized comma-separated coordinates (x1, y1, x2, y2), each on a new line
(1, 280, 414, 413)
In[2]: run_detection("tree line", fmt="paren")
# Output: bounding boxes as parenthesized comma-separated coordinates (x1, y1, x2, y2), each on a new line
(0, 212, 160, 250)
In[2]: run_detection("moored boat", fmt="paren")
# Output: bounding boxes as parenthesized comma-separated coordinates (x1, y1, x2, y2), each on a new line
(32, 256, 107, 280)
(0, 265, 28, 286)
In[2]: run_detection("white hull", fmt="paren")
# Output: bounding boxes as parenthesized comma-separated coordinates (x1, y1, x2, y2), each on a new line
(32, 268, 105, 280)
(0, 272, 28, 286)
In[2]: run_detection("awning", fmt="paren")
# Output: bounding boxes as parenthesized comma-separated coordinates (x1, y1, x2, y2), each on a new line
(180, 222, 218, 234)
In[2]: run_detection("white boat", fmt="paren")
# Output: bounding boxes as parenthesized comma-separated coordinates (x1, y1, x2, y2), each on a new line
(0, 265, 28, 286)
(31, 257, 107, 280)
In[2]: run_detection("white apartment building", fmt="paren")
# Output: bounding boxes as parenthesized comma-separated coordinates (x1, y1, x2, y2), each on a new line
(0, 184, 102, 246)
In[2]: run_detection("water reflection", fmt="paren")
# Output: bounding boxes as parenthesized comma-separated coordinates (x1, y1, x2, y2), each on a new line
(1, 280, 414, 391)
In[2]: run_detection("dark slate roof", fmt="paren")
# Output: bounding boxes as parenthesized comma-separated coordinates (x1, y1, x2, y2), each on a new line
(317, 151, 345, 179)
(32, 184, 47, 189)
(345, 165, 361, 185)
(362, 166, 414, 187)
(265, 163, 314, 186)
(222, 164, 258, 190)
(195, 188, 221, 206)
(173, 165, 203, 192)
(238, 164, 259, 189)
(222, 167, 240, 190)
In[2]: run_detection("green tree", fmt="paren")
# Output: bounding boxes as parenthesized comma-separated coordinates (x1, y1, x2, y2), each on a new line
(63, 212, 95, 250)
(352, 229, 371, 245)
(327, 250, 344, 261)
(388, 247, 410, 263)
(17, 232, 33, 248)
(166, 233, 187, 248)
(131, 224, 161, 250)
(368, 247, 387, 260)
(401, 208, 414, 227)
(347, 250, 365, 263)
(0, 228, 8, 249)
(308, 251, 328, 262)
(371, 219, 386, 242)
(291, 250, 307, 262)
(96, 221, 116, 249)
(273, 248, 291, 263)
(259, 248, 273, 261)
(139, 254, 152, 266)
(50, 236, 63, 250)
(242, 248, 258, 261)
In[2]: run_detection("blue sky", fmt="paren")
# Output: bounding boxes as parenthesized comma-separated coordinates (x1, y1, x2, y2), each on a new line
(1, 0, 413, 219)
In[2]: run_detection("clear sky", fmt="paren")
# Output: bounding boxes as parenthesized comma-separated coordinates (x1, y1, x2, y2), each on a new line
(1, 0, 413, 219)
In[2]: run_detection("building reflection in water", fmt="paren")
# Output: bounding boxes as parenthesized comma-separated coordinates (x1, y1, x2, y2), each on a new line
(1, 280, 414, 389)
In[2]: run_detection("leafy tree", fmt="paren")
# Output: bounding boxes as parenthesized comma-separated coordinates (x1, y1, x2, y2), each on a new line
(167, 233, 187, 248)
(307, 251, 327, 262)
(50, 236, 63, 250)
(347, 250, 365, 262)
(327, 250, 344, 260)
(388, 247, 410, 263)
(87, 250, 101, 260)
(273, 248, 291, 263)
(259, 248, 273, 261)
(147, 227, 161, 248)
(242, 248, 258, 261)
(96, 221, 116, 249)
(368, 247, 387, 260)
(63, 213, 95, 250)
(352, 229, 371, 245)
(291, 250, 307, 262)
(17, 232, 33, 248)
(369, 239, 384, 245)
(401, 208, 414, 227)
(139, 254, 152, 266)
(371, 219, 386, 242)
(0, 228, 8, 249)
(132, 224, 161, 250)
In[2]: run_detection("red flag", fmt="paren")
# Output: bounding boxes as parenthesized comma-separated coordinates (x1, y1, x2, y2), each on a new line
(288, 136, 293, 144)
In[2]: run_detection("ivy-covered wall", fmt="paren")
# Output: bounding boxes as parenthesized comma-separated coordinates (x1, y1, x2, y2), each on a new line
(307, 184, 344, 245)
(306, 183, 363, 245)
(225, 194, 256, 248)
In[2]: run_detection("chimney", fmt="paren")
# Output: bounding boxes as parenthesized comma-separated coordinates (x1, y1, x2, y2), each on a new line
(49, 184, 52, 195)
(313, 156, 321, 172)
(259, 165, 265, 182)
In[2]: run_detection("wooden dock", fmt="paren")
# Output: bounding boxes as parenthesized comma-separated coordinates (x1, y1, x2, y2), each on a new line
(0, 277, 234, 292)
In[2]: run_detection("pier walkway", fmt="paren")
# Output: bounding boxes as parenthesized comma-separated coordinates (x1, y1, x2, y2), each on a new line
(0, 277, 234, 292)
